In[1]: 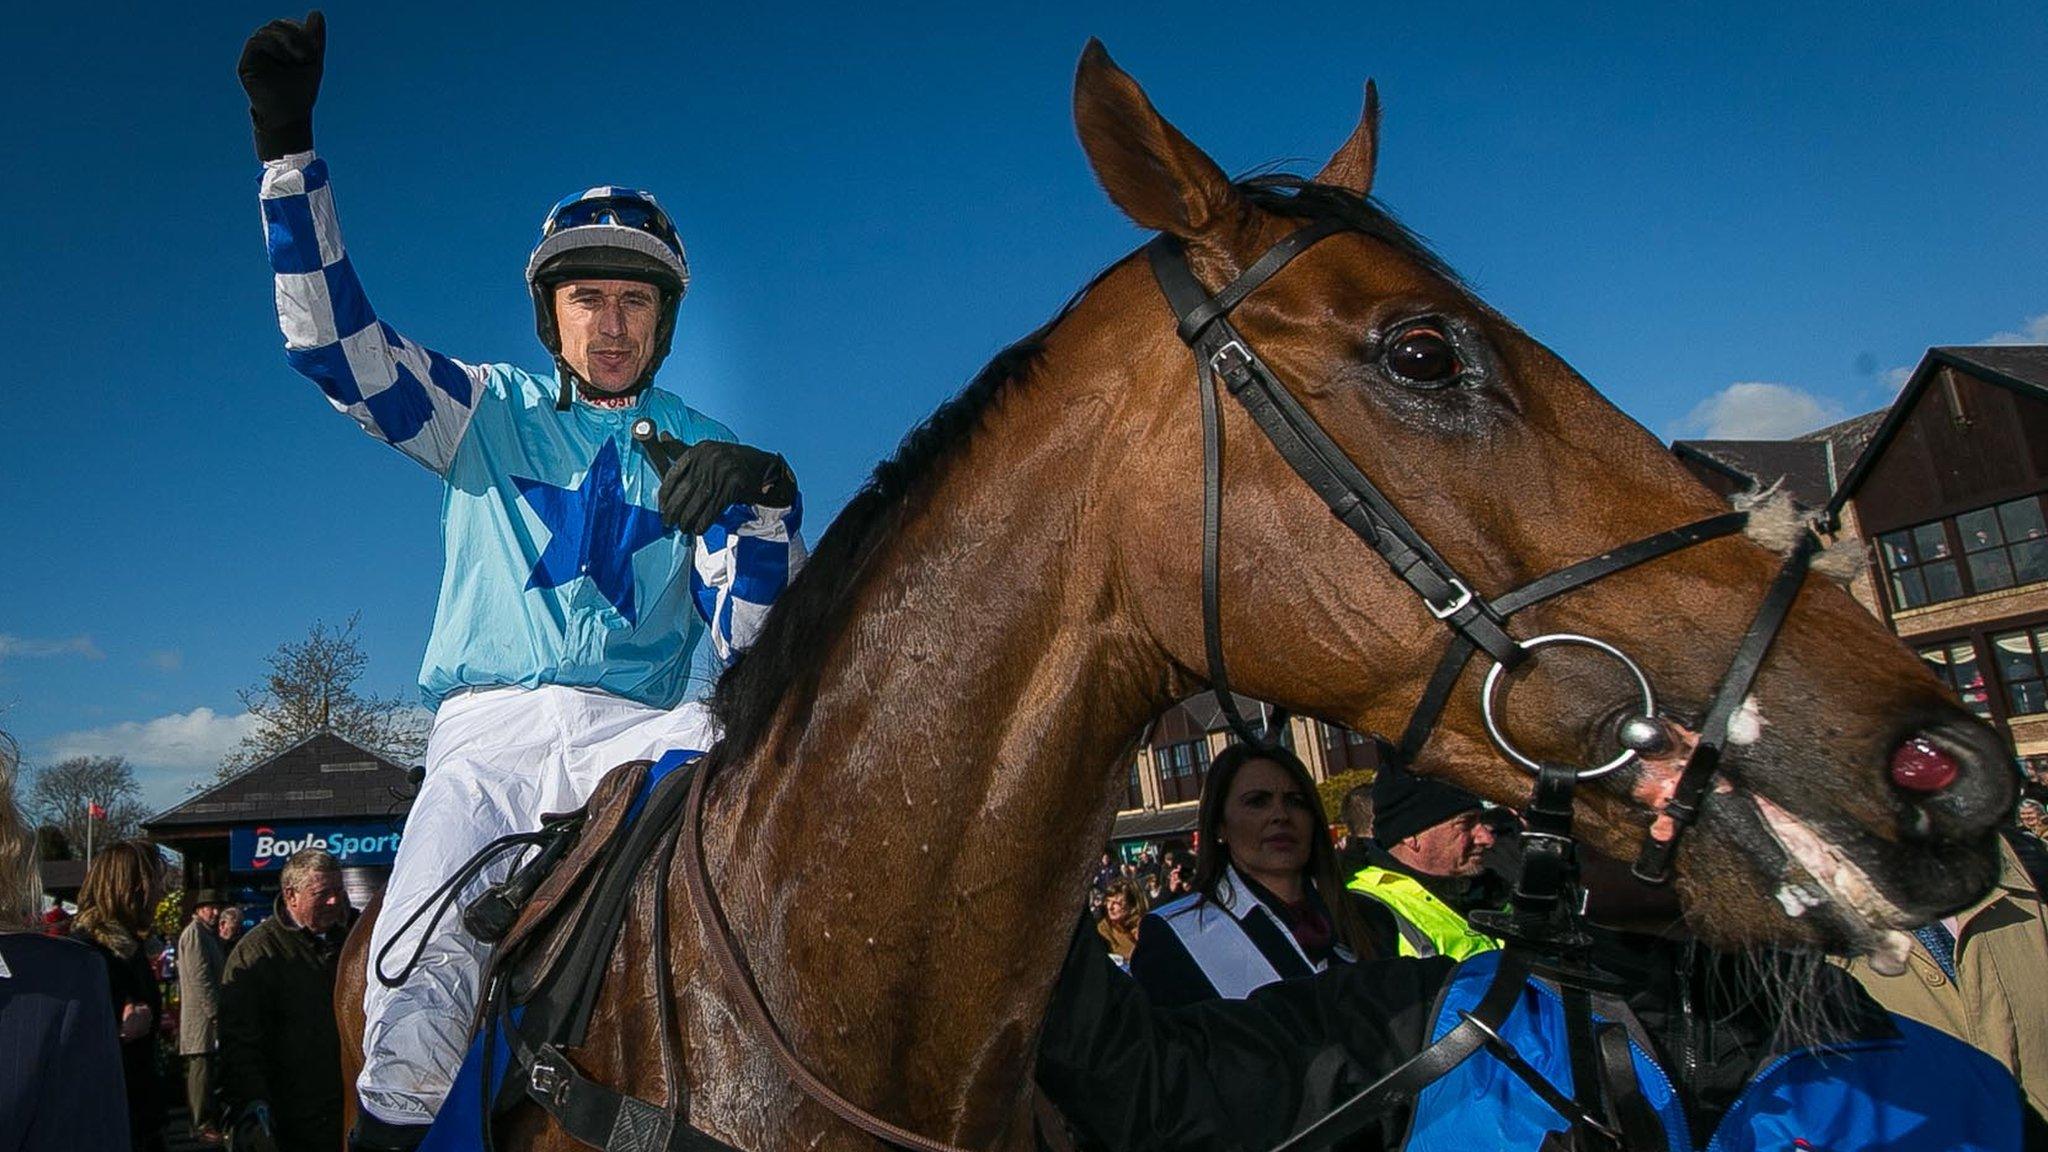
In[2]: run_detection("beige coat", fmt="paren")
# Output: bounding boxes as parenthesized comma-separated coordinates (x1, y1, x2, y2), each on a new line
(176, 915, 228, 1055)
(1843, 838, 2048, 1116)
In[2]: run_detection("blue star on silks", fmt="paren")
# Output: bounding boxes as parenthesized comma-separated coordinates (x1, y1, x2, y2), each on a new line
(513, 439, 668, 626)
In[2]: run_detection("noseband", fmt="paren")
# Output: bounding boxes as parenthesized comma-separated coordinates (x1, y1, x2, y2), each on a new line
(1146, 221, 1823, 883)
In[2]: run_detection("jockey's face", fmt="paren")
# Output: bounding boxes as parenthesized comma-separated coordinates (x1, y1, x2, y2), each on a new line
(555, 279, 661, 393)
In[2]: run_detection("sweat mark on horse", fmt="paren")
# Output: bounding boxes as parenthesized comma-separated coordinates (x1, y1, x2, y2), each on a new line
(337, 41, 2014, 1152)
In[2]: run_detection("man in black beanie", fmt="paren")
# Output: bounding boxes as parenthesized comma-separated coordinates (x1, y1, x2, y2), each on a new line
(1342, 761, 1503, 960)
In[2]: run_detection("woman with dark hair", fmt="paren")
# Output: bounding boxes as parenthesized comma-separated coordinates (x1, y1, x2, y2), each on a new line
(70, 838, 170, 1151)
(1128, 743, 1371, 1007)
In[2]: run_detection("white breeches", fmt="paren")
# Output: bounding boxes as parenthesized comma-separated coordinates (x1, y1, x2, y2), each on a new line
(356, 684, 716, 1126)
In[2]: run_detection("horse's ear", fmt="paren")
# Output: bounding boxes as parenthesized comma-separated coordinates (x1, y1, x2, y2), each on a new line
(1314, 80, 1379, 197)
(1074, 40, 1243, 242)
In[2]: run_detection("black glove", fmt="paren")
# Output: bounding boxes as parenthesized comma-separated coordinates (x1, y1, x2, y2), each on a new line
(237, 11, 326, 160)
(656, 437, 798, 536)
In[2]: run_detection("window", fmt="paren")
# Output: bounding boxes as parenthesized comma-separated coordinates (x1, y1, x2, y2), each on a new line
(1879, 523, 1961, 609)
(1957, 498, 2048, 594)
(1124, 759, 1145, 810)
(1917, 640, 1991, 719)
(1879, 497, 2048, 610)
(1153, 739, 1211, 805)
(1990, 627, 2048, 716)
(1319, 722, 1379, 773)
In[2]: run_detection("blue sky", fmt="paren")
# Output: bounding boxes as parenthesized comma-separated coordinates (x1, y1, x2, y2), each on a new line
(3, 1, 2045, 812)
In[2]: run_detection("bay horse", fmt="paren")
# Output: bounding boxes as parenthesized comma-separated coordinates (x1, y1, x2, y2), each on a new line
(339, 41, 2015, 1152)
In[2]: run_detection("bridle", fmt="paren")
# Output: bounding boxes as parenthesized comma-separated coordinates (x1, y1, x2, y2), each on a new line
(1144, 218, 1824, 884)
(1147, 211, 1830, 1151)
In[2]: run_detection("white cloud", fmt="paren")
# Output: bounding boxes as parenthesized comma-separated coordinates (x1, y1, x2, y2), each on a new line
(44, 707, 257, 774)
(1680, 382, 1846, 440)
(144, 650, 183, 672)
(0, 633, 103, 662)
(43, 707, 262, 813)
(1985, 313, 2048, 346)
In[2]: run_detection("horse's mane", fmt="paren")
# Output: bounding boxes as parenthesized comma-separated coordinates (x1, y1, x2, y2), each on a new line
(704, 175, 1460, 762)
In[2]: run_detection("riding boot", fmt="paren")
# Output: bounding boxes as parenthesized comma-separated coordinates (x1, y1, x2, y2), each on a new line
(348, 1109, 430, 1152)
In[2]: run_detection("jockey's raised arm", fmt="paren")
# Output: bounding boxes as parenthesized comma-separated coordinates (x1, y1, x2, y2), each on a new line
(237, 12, 802, 1149)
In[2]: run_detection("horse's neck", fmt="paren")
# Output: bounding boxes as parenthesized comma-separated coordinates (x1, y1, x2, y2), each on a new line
(705, 358, 1167, 1145)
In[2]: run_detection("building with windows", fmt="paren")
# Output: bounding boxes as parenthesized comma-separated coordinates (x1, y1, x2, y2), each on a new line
(1680, 344, 2048, 766)
(1829, 345, 2048, 765)
(1111, 694, 1384, 856)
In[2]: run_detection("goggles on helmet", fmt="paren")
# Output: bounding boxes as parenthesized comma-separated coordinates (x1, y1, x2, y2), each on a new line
(539, 188, 683, 259)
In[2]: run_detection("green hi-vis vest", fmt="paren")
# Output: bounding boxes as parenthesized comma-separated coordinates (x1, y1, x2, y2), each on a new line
(1346, 866, 1501, 961)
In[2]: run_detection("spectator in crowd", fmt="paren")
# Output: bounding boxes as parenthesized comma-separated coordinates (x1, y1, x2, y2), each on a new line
(1129, 745, 1370, 1007)
(1159, 847, 1195, 900)
(1092, 851, 1121, 892)
(2009, 804, 2048, 891)
(2021, 797, 2048, 843)
(177, 889, 232, 1144)
(217, 905, 244, 948)
(70, 838, 170, 1152)
(38, 906, 71, 936)
(0, 730, 129, 1152)
(1343, 761, 1501, 961)
(1097, 877, 1148, 967)
(219, 849, 356, 1152)
(1844, 832, 2048, 1123)
(1335, 782, 1375, 877)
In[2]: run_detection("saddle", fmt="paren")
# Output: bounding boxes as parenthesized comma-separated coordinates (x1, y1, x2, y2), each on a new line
(438, 751, 733, 1152)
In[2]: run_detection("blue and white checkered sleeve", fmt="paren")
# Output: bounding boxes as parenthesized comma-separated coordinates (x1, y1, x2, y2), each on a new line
(689, 494, 807, 664)
(260, 152, 485, 475)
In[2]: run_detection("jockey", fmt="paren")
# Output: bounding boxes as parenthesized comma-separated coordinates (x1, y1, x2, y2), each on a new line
(237, 14, 803, 1150)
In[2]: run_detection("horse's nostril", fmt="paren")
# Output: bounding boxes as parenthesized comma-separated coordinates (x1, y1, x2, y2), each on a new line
(1890, 736, 1961, 794)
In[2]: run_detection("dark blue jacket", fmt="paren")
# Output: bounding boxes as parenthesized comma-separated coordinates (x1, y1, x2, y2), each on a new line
(0, 932, 130, 1152)
(1408, 951, 2023, 1151)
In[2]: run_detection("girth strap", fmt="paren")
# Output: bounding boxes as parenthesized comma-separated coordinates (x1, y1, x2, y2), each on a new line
(520, 1041, 736, 1152)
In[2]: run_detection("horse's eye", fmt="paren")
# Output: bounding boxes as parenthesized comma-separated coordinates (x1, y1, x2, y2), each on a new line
(1385, 326, 1460, 386)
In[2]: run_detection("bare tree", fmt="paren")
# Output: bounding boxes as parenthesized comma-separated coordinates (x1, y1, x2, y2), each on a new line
(215, 612, 428, 781)
(28, 755, 149, 848)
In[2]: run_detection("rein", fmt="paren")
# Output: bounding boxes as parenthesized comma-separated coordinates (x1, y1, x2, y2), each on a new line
(678, 756, 983, 1152)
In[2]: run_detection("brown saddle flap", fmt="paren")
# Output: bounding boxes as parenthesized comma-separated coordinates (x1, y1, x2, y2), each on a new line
(493, 758, 652, 977)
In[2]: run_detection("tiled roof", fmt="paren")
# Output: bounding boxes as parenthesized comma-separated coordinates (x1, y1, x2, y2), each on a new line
(142, 731, 415, 830)
(1671, 439, 1835, 509)
(1934, 345, 2048, 395)
(1797, 408, 1888, 470)
(1111, 805, 1198, 842)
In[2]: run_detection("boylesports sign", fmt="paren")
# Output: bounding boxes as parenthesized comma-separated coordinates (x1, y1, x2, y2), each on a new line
(230, 819, 403, 872)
